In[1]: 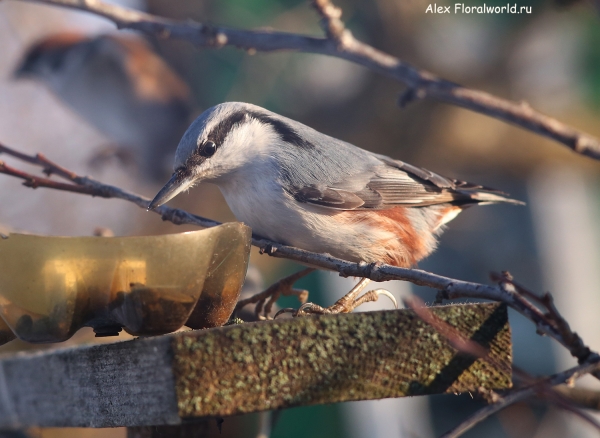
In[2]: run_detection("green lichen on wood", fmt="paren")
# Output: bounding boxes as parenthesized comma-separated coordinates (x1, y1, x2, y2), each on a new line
(172, 303, 511, 418)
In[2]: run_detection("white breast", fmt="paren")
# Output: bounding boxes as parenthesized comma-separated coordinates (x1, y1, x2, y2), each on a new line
(208, 118, 418, 264)
(216, 163, 302, 243)
(216, 163, 406, 265)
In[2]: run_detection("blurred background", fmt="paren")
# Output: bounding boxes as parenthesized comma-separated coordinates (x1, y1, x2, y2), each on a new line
(1, 0, 600, 436)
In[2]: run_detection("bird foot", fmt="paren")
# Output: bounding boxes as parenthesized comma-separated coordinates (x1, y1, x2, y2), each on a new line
(235, 268, 314, 320)
(274, 278, 398, 317)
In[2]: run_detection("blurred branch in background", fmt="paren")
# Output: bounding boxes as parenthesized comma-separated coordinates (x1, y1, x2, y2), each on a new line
(556, 385, 600, 411)
(8, 0, 600, 160)
(441, 360, 600, 437)
(2, 142, 600, 438)
(405, 295, 600, 436)
(4, 1, 600, 436)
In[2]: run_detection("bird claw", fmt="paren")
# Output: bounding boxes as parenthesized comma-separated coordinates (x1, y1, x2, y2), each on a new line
(273, 303, 325, 318)
(279, 279, 399, 316)
(298, 302, 316, 313)
(296, 302, 327, 315)
(370, 289, 398, 309)
(273, 307, 300, 319)
(235, 268, 314, 319)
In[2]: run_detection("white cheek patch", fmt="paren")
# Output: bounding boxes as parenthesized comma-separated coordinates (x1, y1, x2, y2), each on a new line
(216, 119, 280, 169)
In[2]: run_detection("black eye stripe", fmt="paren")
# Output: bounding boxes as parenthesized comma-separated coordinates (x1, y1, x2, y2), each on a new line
(205, 111, 248, 146)
(247, 112, 314, 150)
(200, 109, 315, 153)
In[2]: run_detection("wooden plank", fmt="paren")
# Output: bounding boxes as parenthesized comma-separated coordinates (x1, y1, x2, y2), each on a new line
(0, 336, 179, 428)
(0, 303, 511, 428)
(173, 302, 511, 417)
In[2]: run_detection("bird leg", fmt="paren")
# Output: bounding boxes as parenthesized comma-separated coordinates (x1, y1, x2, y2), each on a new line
(234, 268, 314, 320)
(275, 278, 398, 317)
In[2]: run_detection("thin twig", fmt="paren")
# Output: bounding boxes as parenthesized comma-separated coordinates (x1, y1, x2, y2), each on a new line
(1, 142, 599, 378)
(406, 295, 600, 436)
(0, 160, 105, 197)
(441, 360, 600, 438)
(311, 0, 348, 44)
(9, 0, 600, 160)
(404, 295, 503, 369)
(490, 271, 594, 367)
(555, 385, 600, 411)
(0, 145, 77, 178)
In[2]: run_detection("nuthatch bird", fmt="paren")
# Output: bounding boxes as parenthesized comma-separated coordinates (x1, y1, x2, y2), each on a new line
(150, 102, 522, 268)
(14, 32, 192, 180)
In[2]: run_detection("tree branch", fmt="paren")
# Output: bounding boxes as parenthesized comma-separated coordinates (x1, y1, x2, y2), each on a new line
(9, 0, 600, 160)
(1, 143, 598, 380)
(441, 360, 600, 438)
(311, 0, 348, 44)
(555, 385, 600, 411)
(0, 159, 106, 197)
(406, 295, 600, 436)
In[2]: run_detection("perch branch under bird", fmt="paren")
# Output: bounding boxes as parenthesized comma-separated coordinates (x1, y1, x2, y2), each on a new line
(2, 142, 600, 436)
(0, 142, 595, 366)
(4, 1, 600, 433)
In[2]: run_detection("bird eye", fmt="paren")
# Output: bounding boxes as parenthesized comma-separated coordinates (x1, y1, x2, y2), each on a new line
(200, 140, 217, 157)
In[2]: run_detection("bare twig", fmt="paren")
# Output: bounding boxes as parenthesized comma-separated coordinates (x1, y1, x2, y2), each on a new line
(9, 0, 600, 160)
(0, 145, 77, 178)
(555, 385, 600, 411)
(441, 360, 600, 438)
(0, 159, 105, 197)
(0, 142, 598, 373)
(0, 142, 222, 228)
(406, 295, 600, 436)
(311, 0, 348, 44)
(404, 295, 498, 364)
(489, 272, 594, 367)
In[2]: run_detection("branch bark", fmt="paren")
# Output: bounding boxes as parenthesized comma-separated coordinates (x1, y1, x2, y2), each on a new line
(0, 143, 597, 376)
(5, 2, 600, 434)
(10, 0, 600, 160)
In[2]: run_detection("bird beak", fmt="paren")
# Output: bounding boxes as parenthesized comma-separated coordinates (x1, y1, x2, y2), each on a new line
(148, 170, 195, 210)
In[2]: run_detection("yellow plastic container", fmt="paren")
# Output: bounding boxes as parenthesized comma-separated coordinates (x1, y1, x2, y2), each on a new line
(0, 223, 251, 343)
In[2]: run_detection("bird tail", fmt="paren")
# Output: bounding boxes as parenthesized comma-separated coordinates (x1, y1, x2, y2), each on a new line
(468, 190, 525, 206)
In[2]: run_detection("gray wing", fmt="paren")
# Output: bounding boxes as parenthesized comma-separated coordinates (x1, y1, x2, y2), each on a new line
(291, 156, 519, 210)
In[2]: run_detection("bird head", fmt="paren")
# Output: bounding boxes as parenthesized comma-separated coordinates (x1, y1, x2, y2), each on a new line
(14, 32, 92, 91)
(149, 102, 311, 209)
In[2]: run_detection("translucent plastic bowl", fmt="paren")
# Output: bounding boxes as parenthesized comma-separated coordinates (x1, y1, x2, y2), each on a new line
(0, 223, 251, 343)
